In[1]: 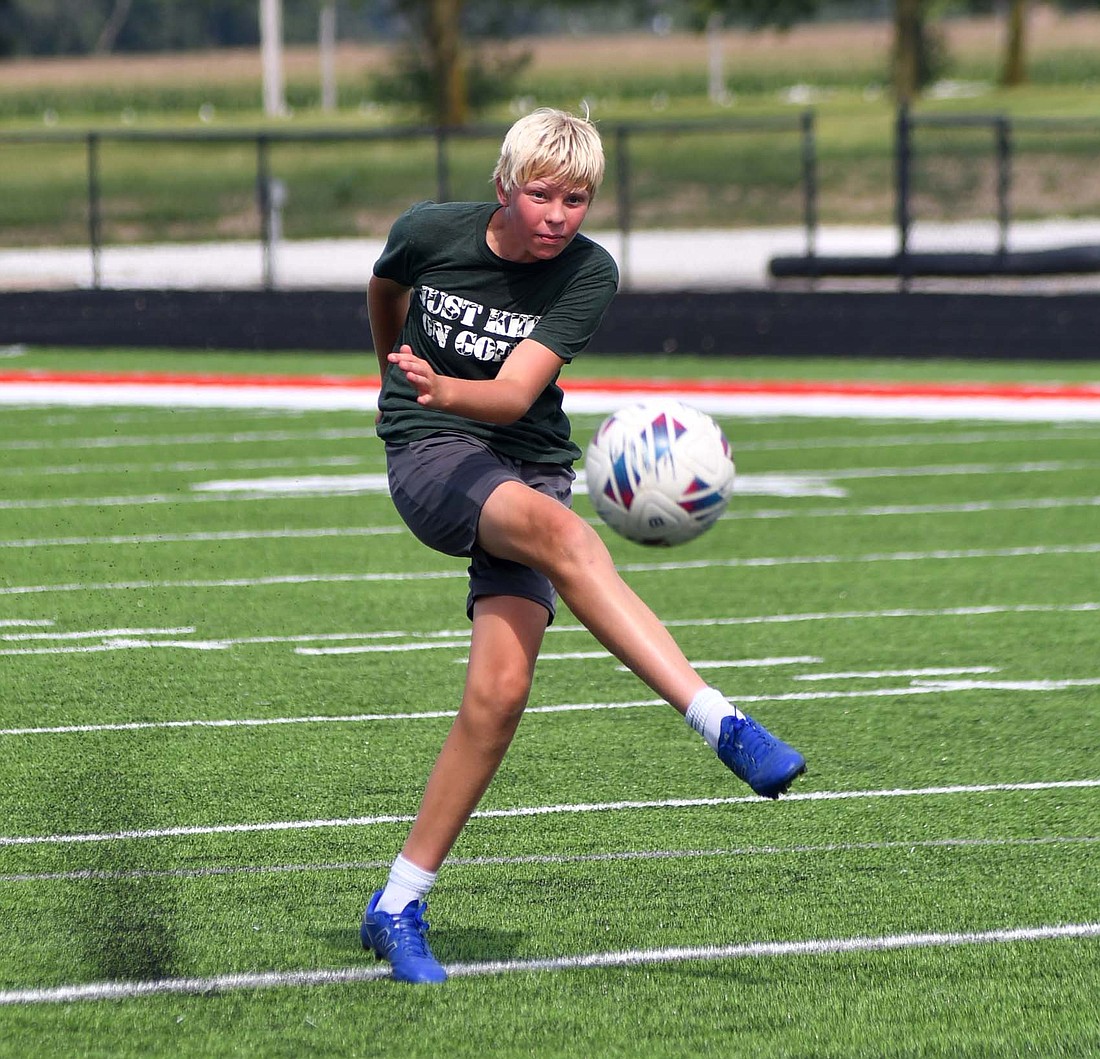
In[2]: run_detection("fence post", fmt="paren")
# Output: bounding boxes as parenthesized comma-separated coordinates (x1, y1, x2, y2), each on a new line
(86, 132, 102, 290)
(435, 126, 451, 203)
(257, 134, 274, 290)
(615, 125, 631, 291)
(800, 110, 818, 276)
(894, 104, 912, 290)
(995, 115, 1012, 260)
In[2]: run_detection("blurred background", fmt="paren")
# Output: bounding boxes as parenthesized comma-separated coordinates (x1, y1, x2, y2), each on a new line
(1, 0, 1099, 293)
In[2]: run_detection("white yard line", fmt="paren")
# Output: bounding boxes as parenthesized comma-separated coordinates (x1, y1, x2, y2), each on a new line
(0, 491, 386, 511)
(0, 527, 404, 549)
(1, 678, 1095, 736)
(1, 627, 194, 642)
(3, 833, 1097, 885)
(609, 655, 823, 670)
(804, 458, 1100, 479)
(0, 922, 1097, 1004)
(4, 456, 1096, 483)
(0, 423, 1092, 453)
(1, 601, 1095, 657)
(617, 542, 1100, 573)
(651, 601, 1100, 629)
(725, 496, 1100, 521)
(0, 455, 362, 478)
(3, 492, 1097, 522)
(1, 542, 1097, 597)
(733, 426, 1099, 452)
(1, 779, 1097, 848)
(792, 666, 998, 681)
(0, 426, 377, 451)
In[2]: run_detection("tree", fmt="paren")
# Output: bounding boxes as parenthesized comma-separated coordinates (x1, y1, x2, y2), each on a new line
(1000, 0, 1028, 87)
(892, 0, 921, 102)
(424, 0, 466, 126)
(375, 0, 530, 126)
(94, 0, 133, 52)
(891, 0, 946, 103)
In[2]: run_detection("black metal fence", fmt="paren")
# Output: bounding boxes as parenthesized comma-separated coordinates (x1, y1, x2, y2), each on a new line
(902, 108, 1100, 266)
(773, 107, 1100, 282)
(4, 109, 1100, 290)
(0, 116, 817, 290)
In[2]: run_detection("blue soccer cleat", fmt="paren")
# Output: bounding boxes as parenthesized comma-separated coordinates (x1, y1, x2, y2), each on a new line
(717, 713, 806, 799)
(361, 890, 448, 984)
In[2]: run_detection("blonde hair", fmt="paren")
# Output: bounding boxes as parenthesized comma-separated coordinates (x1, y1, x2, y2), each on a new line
(492, 108, 605, 198)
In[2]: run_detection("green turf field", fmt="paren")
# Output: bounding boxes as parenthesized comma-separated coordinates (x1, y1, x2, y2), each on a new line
(0, 354, 1097, 1057)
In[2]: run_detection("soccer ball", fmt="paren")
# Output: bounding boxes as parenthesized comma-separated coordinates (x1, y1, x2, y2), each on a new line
(584, 399, 736, 546)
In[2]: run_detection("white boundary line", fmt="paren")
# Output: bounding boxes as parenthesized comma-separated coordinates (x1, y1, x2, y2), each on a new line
(2, 543, 1098, 597)
(1, 922, 1097, 1005)
(5, 378, 1100, 420)
(1, 779, 1097, 848)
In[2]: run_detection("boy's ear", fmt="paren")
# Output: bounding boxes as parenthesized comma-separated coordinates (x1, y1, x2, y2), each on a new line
(494, 177, 510, 207)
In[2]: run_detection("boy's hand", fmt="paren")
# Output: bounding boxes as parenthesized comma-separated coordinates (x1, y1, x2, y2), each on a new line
(388, 346, 446, 408)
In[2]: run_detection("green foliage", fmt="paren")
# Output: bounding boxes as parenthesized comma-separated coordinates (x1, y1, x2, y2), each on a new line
(369, 39, 533, 121)
(0, 0, 260, 55)
(685, 0, 821, 32)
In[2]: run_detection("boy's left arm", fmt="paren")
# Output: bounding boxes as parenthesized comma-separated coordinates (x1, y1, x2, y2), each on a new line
(387, 338, 564, 425)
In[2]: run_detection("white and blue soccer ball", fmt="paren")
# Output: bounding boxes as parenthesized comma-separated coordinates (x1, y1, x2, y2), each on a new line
(584, 399, 736, 546)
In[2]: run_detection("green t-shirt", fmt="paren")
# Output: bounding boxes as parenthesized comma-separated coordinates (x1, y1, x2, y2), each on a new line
(373, 200, 619, 465)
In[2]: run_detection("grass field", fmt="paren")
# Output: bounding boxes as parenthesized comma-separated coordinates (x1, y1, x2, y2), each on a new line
(0, 351, 1098, 1057)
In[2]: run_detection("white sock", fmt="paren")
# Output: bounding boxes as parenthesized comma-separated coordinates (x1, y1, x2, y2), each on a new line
(376, 854, 438, 914)
(685, 686, 744, 751)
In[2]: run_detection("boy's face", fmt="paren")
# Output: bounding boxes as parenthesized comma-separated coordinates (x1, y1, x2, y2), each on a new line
(494, 174, 592, 263)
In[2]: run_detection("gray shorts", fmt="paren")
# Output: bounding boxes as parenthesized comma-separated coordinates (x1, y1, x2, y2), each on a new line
(385, 433, 575, 621)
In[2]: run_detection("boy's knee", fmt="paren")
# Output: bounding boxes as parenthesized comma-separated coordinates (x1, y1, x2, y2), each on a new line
(464, 663, 533, 724)
(544, 512, 606, 581)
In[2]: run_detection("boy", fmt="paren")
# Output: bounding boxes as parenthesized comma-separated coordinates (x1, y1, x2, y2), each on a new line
(361, 108, 805, 984)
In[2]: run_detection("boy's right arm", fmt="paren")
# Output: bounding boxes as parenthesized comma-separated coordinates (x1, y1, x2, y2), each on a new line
(367, 274, 412, 378)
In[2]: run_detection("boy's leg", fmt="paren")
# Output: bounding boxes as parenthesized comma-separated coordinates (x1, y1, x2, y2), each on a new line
(476, 481, 805, 798)
(398, 592, 548, 873)
(362, 592, 547, 982)
(478, 480, 706, 711)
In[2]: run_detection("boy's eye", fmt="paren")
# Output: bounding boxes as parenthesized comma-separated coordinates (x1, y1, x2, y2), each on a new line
(523, 185, 588, 207)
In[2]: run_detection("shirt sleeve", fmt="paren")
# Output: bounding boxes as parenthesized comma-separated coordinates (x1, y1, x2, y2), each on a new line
(372, 202, 432, 287)
(529, 248, 619, 363)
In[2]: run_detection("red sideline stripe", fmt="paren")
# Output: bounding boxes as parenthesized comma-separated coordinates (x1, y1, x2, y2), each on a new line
(0, 370, 379, 390)
(1, 370, 1099, 402)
